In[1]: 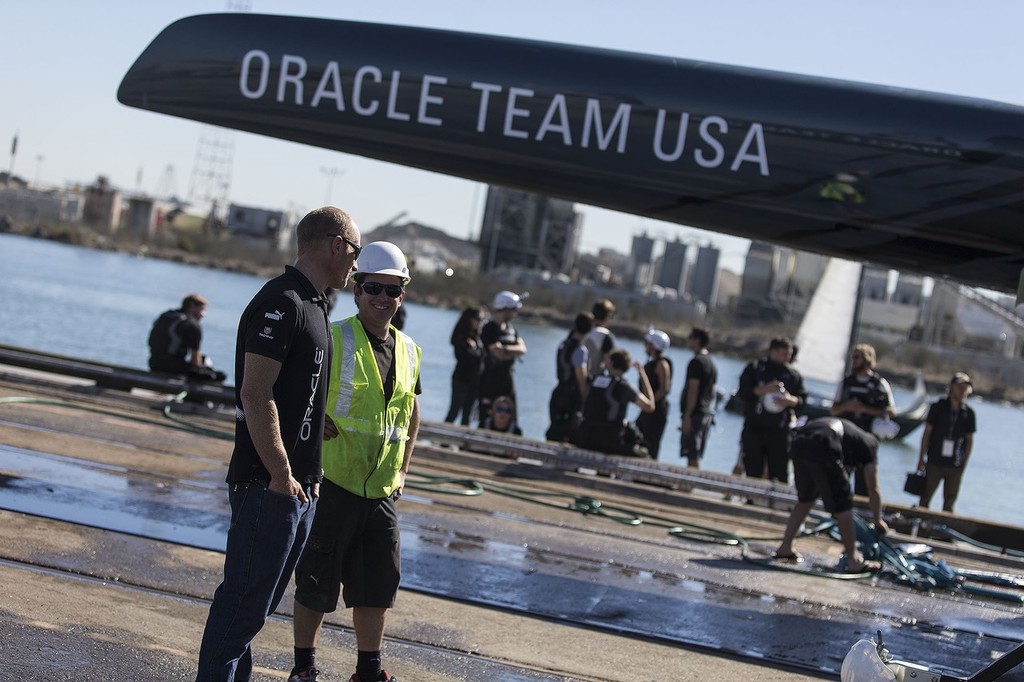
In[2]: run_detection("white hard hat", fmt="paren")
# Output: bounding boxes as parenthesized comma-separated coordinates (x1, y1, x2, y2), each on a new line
(644, 329, 670, 352)
(356, 241, 410, 283)
(761, 392, 787, 414)
(871, 417, 900, 441)
(493, 290, 522, 310)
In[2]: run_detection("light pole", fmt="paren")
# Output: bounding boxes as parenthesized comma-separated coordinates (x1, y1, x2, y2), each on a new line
(35, 154, 44, 185)
(320, 166, 345, 205)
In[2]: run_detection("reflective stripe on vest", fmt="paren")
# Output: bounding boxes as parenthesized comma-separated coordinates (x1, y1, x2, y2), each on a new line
(324, 317, 421, 497)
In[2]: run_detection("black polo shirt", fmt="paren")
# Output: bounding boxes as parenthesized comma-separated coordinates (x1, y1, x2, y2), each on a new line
(226, 266, 331, 485)
(738, 358, 807, 429)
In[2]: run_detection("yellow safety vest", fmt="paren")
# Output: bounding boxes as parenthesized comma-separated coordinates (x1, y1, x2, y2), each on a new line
(323, 316, 421, 498)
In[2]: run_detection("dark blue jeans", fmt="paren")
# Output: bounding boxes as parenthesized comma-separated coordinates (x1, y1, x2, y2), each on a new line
(195, 482, 317, 682)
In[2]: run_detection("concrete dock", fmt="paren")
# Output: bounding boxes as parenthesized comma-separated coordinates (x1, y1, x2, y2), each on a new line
(1, 366, 1022, 681)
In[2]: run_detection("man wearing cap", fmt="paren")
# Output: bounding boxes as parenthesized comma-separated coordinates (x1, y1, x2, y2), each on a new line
(478, 290, 528, 427)
(635, 328, 673, 458)
(831, 343, 896, 495)
(916, 372, 977, 513)
(290, 241, 422, 682)
(679, 328, 717, 467)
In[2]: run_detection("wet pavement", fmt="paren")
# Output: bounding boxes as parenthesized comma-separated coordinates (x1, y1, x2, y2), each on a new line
(1, 373, 1023, 680)
(2, 440, 1023, 678)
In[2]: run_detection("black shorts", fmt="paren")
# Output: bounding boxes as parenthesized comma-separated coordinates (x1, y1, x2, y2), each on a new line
(680, 413, 714, 461)
(293, 479, 401, 613)
(792, 455, 854, 515)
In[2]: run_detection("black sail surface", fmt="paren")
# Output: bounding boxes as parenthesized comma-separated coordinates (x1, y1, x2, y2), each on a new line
(118, 13, 1024, 293)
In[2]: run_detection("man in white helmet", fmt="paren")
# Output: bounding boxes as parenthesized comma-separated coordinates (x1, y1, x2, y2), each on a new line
(478, 290, 527, 426)
(290, 241, 422, 682)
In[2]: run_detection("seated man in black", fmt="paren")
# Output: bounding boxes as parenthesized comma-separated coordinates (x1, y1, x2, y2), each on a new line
(774, 417, 889, 573)
(572, 349, 655, 457)
(148, 293, 226, 382)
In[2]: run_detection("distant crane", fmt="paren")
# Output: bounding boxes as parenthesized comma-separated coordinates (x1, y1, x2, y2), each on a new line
(186, 0, 250, 222)
(376, 211, 408, 230)
(154, 164, 178, 201)
(320, 166, 345, 205)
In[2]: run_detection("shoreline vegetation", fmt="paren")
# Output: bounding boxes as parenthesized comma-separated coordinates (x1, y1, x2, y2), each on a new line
(4, 218, 1022, 404)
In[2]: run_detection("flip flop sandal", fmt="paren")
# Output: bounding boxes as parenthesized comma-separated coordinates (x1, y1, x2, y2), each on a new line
(772, 552, 803, 563)
(845, 560, 882, 574)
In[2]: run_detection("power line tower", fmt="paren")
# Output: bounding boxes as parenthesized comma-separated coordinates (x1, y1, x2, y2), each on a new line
(187, 0, 252, 226)
(155, 164, 179, 201)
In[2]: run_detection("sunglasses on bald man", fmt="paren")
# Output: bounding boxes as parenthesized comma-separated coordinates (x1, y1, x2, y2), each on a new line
(360, 281, 405, 298)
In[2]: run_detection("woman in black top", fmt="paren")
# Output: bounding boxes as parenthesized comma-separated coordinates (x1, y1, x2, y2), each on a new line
(635, 329, 672, 458)
(444, 307, 485, 425)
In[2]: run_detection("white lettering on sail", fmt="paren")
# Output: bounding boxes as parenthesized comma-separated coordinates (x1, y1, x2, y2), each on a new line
(237, 52, 772, 177)
(311, 62, 346, 110)
(418, 75, 446, 126)
(278, 55, 308, 104)
(581, 100, 630, 153)
(239, 49, 270, 99)
(352, 65, 382, 116)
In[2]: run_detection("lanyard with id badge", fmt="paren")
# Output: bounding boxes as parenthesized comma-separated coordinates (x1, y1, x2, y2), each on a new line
(942, 407, 962, 464)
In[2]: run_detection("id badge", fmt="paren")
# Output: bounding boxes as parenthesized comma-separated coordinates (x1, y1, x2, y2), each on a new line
(942, 439, 955, 457)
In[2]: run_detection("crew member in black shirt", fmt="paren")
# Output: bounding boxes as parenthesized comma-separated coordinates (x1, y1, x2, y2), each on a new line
(478, 290, 527, 426)
(148, 293, 226, 382)
(916, 372, 977, 512)
(679, 327, 717, 467)
(196, 206, 361, 682)
(737, 337, 806, 483)
(774, 417, 889, 573)
(831, 343, 895, 495)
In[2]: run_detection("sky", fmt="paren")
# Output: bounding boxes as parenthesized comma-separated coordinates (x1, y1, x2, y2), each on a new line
(3, 1, 1023, 275)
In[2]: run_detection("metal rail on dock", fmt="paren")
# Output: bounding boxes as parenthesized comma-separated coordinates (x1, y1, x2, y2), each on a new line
(2, 342, 1023, 555)
(417, 421, 1024, 556)
(418, 421, 798, 505)
(0, 343, 234, 405)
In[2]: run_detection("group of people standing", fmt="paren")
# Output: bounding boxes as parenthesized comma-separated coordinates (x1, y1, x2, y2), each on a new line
(443, 296, 721, 464)
(181, 210, 979, 680)
(735, 337, 976, 515)
(734, 337, 941, 573)
(443, 290, 527, 433)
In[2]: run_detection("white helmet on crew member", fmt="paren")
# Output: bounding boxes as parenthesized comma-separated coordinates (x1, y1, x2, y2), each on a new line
(644, 328, 670, 352)
(356, 241, 410, 284)
(493, 290, 523, 311)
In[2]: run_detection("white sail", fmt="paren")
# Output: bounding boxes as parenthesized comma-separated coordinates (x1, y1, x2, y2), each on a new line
(793, 258, 862, 386)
